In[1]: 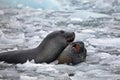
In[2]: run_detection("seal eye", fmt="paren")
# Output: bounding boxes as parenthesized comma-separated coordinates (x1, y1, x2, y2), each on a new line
(60, 30, 65, 34)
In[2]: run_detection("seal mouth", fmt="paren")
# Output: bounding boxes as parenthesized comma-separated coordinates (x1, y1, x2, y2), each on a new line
(72, 43, 81, 53)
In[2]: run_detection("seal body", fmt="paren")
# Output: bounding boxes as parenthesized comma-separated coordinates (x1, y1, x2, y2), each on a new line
(0, 30, 75, 64)
(58, 41, 87, 65)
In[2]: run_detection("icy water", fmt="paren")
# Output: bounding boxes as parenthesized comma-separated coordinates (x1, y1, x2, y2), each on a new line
(0, 0, 120, 80)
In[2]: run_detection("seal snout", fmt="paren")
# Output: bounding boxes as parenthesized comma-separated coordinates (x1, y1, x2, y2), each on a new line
(72, 43, 81, 53)
(66, 32, 75, 44)
(58, 41, 87, 65)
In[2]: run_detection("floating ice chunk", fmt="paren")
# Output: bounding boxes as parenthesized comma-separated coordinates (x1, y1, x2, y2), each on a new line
(70, 18, 83, 22)
(95, 53, 112, 60)
(87, 46, 97, 55)
(0, 44, 16, 49)
(26, 36, 41, 48)
(36, 65, 58, 75)
(0, 74, 2, 78)
(86, 55, 100, 64)
(76, 63, 103, 72)
(17, 61, 59, 78)
(0, 30, 3, 37)
(17, 61, 37, 71)
(112, 13, 120, 21)
(17, 61, 49, 71)
(81, 29, 96, 33)
(20, 75, 38, 80)
(69, 10, 111, 21)
(75, 32, 95, 41)
(16, 61, 76, 78)
(0, 69, 20, 79)
(88, 38, 120, 48)
(38, 76, 54, 80)
(17, 61, 58, 73)
(85, 69, 114, 79)
(0, 32, 24, 45)
(24, 25, 37, 33)
(0, 10, 4, 15)
(100, 55, 119, 65)
(71, 69, 116, 80)
(5, 33, 25, 40)
(9, 20, 22, 30)
(54, 73, 71, 80)
(87, 52, 112, 64)
(39, 30, 49, 38)
(53, 64, 76, 75)
(71, 71, 86, 80)
(0, 62, 13, 69)
(95, 0, 113, 11)
(110, 60, 120, 74)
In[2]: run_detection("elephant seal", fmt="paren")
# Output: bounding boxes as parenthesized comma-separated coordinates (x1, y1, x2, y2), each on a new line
(58, 41, 87, 65)
(0, 30, 75, 64)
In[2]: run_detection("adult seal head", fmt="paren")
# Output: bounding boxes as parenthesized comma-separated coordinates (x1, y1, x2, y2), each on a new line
(0, 30, 75, 64)
(58, 41, 87, 65)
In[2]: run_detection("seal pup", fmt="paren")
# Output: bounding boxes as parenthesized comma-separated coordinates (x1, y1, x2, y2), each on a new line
(0, 30, 75, 64)
(58, 41, 87, 65)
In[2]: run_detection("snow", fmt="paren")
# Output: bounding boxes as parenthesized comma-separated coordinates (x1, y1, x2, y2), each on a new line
(0, 0, 120, 80)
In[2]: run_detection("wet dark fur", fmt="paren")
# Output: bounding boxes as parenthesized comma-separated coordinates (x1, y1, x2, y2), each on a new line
(58, 41, 87, 65)
(0, 30, 75, 64)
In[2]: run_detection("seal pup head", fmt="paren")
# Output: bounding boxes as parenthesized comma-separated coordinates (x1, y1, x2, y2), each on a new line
(36, 30, 75, 63)
(58, 41, 87, 65)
